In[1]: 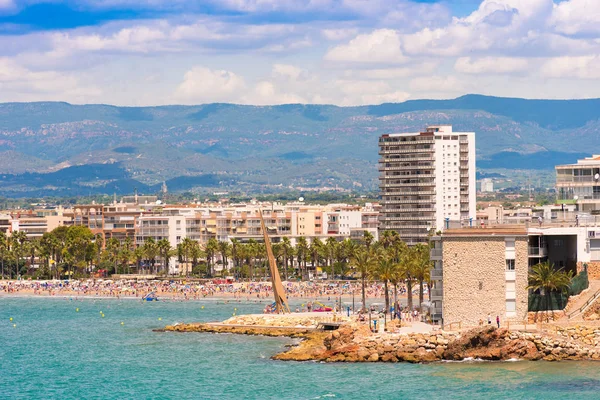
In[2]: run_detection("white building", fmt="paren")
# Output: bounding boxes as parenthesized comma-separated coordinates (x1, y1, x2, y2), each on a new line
(379, 125, 476, 244)
(556, 155, 600, 213)
(480, 178, 494, 192)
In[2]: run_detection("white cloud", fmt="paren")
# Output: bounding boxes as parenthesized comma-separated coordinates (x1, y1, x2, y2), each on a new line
(272, 64, 304, 80)
(455, 57, 530, 74)
(551, 0, 600, 36)
(0, 58, 102, 102)
(0, 0, 13, 8)
(324, 29, 406, 64)
(174, 67, 246, 103)
(540, 56, 600, 79)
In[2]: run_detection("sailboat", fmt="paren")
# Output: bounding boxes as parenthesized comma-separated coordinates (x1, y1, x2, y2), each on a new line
(258, 210, 291, 314)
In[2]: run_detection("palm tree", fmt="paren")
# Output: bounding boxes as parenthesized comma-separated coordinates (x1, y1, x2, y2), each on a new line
(157, 239, 172, 275)
(0, 231, 7, 279)
(398, 248, 417, 311)
(205, 238, 218, 277)
(370, 252, 396, 314)
(230, 238, 241, 279)
(106, 238, 120, 274)
(310, 238, 324, 276)
(380, 230, 400, 249)
(10, 231, 27, 278)
(411, 243, 432, 311)
(351, 248, 375, 312)
(325, 237, 337, 280)
(133, 246, 144, 274)
(281, 236, 293, 281)
(295, 237, 309, 280)
(528, 261, 573, 319)
(189, 241, 204, 276)
(218, 241, 231, 274)
(142, 237, 158, 274)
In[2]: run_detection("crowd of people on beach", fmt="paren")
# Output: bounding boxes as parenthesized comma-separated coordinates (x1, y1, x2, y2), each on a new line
(0, 278, 423, 302)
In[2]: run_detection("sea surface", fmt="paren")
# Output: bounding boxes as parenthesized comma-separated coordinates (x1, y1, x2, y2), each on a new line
(2, 296, 600, 399)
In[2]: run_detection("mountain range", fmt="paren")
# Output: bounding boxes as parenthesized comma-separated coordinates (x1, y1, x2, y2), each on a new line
(1, 94, 599, 197)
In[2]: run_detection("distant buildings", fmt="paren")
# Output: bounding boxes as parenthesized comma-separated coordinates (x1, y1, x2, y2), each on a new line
(1, 199, 380, 247)
(480, 178, 494, 193)
(378, 125, 476, 244)
(556, 155, 600, 213)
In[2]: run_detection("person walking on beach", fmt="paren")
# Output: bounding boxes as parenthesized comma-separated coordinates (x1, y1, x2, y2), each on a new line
(496, 315, 500, 328)
(487, 314, 492, 325)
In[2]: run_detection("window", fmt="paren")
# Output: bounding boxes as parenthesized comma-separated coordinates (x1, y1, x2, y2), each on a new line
(506, 299, 516, 312)
(506, 259, 515, 270)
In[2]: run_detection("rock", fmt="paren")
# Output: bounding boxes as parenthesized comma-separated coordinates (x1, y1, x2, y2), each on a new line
(368, 353, 379, 362)
(501, 339, 542, 361)
(381, 353, 398, 362)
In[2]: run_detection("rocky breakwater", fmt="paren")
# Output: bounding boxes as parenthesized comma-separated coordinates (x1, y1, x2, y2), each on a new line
(161, 313, 349, 338)
(275, 325, 600, 363)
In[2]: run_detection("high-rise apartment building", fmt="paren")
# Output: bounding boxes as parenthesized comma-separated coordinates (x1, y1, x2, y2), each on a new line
(378, 125, 476, 244)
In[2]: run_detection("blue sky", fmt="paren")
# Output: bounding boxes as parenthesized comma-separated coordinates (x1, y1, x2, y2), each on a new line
(0, 0, 598, 105)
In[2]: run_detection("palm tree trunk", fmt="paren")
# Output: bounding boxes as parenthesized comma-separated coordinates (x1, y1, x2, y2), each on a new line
(419, 279, 424, 311)
(361, 275, 367, 312)
(384, 281, 389, 315)
(407, 280, 414, 310)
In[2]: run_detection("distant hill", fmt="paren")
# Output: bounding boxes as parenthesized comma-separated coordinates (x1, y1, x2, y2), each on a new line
(0, 94, 598, 197)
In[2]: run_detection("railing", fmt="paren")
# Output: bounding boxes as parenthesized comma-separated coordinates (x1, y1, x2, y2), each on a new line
(430, 248, 442, 257)
(445, 321, 462, 330)
(528, 247, 548, 257)
(568, 287, 600, 319)
(430, 289, 443, 297)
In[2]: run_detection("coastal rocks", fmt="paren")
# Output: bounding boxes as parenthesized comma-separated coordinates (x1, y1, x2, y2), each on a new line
(442, 326, 535, 361)
(164, 317, 600, 364)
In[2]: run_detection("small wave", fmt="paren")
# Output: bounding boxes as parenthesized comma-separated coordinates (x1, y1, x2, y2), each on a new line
(313, 394, 336, 399)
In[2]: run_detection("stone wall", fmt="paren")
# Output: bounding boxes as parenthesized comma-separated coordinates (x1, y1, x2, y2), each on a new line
(583, 262, 600, 280)
(442, 235, 528, 326)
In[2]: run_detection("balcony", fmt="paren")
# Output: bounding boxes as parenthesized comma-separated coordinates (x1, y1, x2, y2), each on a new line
(430, 289, 443, 298)
(431, 269, 443, 279)
(528, 247, 548, 257)
(430, 248, 442, 258)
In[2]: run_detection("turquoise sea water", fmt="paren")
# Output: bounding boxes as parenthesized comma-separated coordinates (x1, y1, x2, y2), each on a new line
(2, 297, 600, 400)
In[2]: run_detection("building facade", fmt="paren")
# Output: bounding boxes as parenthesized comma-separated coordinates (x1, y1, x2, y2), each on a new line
(556, 155, 600, 213)
(379, 125, 476, 244)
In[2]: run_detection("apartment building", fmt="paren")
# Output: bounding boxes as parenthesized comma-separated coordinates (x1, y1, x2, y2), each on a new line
(431, 220, 600, 326)
(0, 211, 70, 239)
(379, 125, 476, 245)
(556, 155, 600, 213)
(430, 227, 529, 326)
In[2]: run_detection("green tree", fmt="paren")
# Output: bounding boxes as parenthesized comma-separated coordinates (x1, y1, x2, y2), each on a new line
(218, 241, 231, 274)
(296, 236, 309, 280)
(65, 226, 94, 277)
(142, 237, 158, 274)
(10, 231, 27, 278)
(350, 248, 375, 312)
(411, 243, 432, 311)
(0, 231, 7, 279)
(370, 252, 396, 314)
(157, 238, 172, 275)
(281, 236, 293, 281)
(205, 238, 218, 277)
(528, 261, 573, 319)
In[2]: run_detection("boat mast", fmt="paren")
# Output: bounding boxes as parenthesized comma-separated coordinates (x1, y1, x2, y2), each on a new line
(259, 209, 290, 313)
